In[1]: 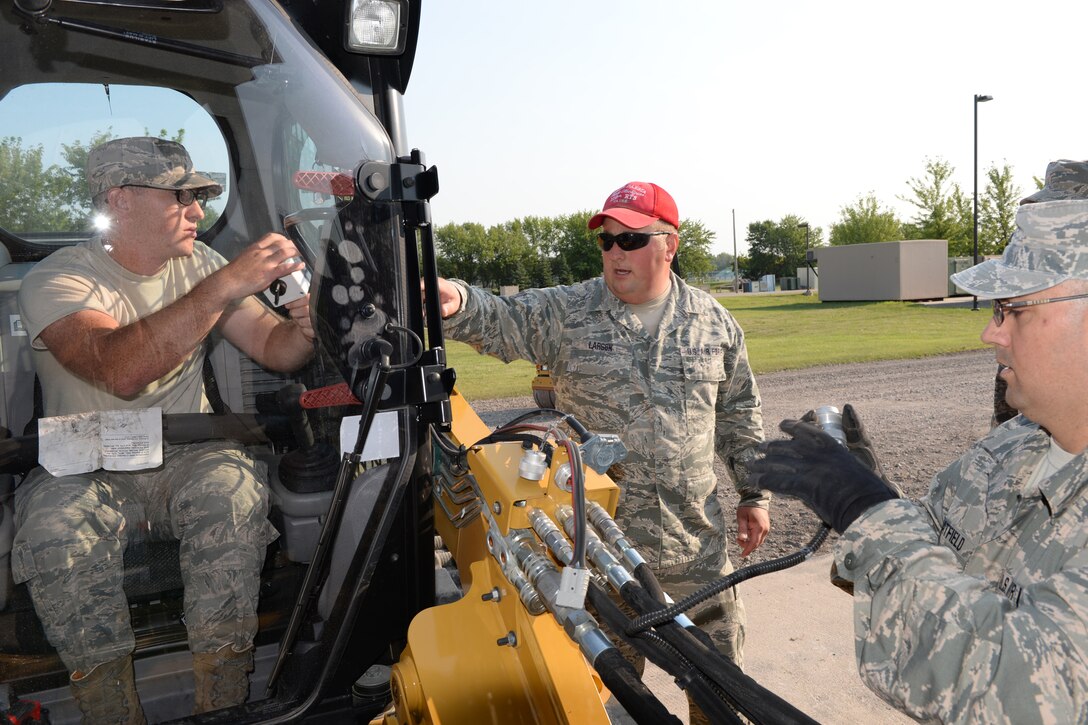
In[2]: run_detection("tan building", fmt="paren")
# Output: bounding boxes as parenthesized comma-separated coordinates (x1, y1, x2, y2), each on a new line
(814, 239, 949, 301)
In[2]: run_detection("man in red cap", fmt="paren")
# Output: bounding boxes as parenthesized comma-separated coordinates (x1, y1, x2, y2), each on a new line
(433, 181, 768, 725)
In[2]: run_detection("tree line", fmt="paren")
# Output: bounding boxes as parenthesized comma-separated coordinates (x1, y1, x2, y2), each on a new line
(743, 157, 1025, 280)
(0, 132, 217, 236)
(435, 215, 718, 289)
(438, 156, 1030, 289)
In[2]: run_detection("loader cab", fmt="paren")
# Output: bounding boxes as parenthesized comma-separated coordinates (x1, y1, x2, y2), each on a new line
(0, 1, 441, 722)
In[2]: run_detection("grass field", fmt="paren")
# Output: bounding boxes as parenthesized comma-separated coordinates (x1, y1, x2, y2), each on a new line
(446, 293, 992, 401)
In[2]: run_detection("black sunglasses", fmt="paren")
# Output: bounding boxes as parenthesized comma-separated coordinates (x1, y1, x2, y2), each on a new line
(125, 185, 217, 209)
(597, 230, 672, 252)
(172, 187, 217, 209)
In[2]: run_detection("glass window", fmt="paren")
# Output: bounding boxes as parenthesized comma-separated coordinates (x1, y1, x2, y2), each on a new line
(0, 83, 229, 243)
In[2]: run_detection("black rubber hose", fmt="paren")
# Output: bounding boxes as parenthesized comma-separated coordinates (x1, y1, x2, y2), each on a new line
(635, 627, 748, 722)
(633, 561, 667, 603)
(495, 406, 593, 443)
(591, 649, 683, 725)
(628, 523, 831, 634)
(631, 563, 717, 650)
(587, 582, 689, 679)
(623, 586, 818, 725)
(593, 582, 744, 724)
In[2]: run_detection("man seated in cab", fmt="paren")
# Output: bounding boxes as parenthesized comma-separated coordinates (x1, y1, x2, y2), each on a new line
(13, 136, 315, 723)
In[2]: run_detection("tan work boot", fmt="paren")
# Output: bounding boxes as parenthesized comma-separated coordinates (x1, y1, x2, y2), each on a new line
(70, 654, 147, 725)
(193, 643, 254, 714)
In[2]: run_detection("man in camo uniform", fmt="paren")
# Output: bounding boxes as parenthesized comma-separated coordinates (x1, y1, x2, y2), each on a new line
(751, 174, 1088, 723)
(434, 181, 768, 725)
(992, 160, 1088, 426)
(12, 137, 314, 723)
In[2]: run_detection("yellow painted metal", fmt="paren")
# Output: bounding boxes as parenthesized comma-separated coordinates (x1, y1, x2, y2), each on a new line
(385, 390, 620, 724)
(391, 560, 609, 724)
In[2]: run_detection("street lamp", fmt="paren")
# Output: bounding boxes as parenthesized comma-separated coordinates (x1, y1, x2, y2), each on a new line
(972, 93, 993, 311)
(798, 222, 810, 294)
(732, 208, 739, 293)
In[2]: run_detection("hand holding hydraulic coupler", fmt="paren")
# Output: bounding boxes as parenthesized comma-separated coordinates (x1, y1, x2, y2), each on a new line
(748, 419, 899, 535)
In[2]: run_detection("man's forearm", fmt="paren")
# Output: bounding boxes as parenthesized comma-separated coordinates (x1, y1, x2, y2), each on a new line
(258, 319, 315, 373)
(78, 276, 234, 397)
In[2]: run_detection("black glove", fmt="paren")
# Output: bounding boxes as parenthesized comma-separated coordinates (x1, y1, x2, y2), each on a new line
(749, 419, 899, 534)
(800, 403, 883, 477)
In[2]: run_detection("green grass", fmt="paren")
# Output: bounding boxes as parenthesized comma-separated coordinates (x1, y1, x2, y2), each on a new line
(721, 294, 990, 373)
(444, 340, 541, 401)
(445, 293, 992, 400)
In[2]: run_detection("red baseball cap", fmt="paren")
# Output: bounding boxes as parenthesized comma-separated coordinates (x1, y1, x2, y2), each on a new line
(588, 181, 679, 230)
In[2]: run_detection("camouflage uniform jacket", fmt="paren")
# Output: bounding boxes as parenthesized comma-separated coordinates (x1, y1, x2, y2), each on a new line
(444, 274, 765, 568)
(834, 416, 1088, 724)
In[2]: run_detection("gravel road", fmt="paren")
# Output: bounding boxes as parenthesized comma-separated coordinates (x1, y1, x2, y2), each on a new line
(470, 348, 997, 563)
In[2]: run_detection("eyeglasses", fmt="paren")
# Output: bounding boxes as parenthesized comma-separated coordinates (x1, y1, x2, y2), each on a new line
(597, 230, 672, 252)
(124, 185, 216, 209)
(172, 187, 216, 209)
(991, 292, 1088, 326)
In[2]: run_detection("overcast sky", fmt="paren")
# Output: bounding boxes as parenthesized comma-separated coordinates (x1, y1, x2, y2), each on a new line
(403, 1, 1088, 257)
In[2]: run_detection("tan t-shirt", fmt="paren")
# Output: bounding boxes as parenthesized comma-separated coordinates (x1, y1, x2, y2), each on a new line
(18, 237, 228, 417)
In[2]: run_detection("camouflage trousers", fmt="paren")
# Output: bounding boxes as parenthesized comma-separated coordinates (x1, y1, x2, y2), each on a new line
(12, 441, 278, 674)
(601, 549, 745, 725)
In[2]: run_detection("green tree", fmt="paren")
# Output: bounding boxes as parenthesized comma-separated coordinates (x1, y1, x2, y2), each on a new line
(712, 251, 735, 271)
(899, 157, 972, 253)
(829, 193, 904, 245)
(0, 137, 80, 231)
(487, 223, 534, 290)
(676, 219, 715, 280)
(978, 162, 1021, 255)
(435, 222, 491, 283)
(745, 216, 818, 279)
(551, 211, 601, 283)
(0, 129, 221, 235)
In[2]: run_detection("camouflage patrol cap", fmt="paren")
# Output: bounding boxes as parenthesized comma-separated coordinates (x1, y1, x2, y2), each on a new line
(1021, 160, 1088, 204)
(86, 136, 223, 199)
(950, 200, 1088, 298)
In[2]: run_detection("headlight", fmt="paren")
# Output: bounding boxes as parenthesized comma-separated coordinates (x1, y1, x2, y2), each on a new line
(346, 0, 406, 55)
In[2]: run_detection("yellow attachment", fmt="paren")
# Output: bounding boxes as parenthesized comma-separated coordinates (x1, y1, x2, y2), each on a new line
(386, 390, 621, 724)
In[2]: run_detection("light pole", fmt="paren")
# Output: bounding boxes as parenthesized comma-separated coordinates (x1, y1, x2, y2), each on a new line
(798, 222, 810, 294)
(973, 93, 993, 311)
(732, 208, 739, 293)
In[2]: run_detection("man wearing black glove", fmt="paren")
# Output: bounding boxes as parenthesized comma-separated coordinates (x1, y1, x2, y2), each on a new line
(749, 417, 898, 535)
(745, 169, 1088, 725)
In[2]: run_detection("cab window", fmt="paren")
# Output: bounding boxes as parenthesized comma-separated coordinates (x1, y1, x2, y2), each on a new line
(0, 83, 229, 250)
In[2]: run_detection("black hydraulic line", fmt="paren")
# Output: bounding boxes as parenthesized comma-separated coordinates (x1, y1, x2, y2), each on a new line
(628, 523, 831, 634)
(587, 583, 691, 682)
(492, 407, 593, 443)
(593, 649, 683, 725)
(678, 674, 744, 725)
(633, 561, 667, 604)
(471, 431, 546, 448)
(631, 563, 716, 651)
(265, 355, 391, 693)
(622, 585, 818, 725)
(567, 439, 588, 568)
(589, 582, 743, 725)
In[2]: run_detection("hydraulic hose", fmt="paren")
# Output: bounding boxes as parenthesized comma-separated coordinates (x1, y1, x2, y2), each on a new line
(587, 582, 692, 683)
(622, 584, 818, 725)
(592, 649, 683, 725)
(627, 523, 831, 634)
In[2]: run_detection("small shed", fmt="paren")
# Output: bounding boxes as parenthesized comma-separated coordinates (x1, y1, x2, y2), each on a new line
(813, 239, 949, 301)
